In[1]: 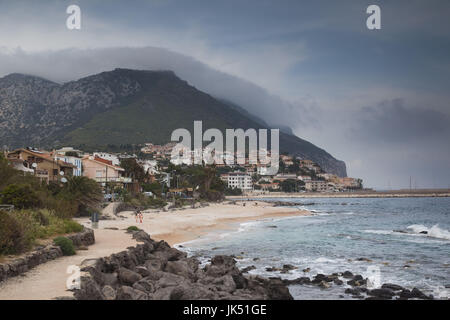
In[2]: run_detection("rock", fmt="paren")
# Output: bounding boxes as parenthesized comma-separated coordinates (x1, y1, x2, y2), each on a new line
(204, 255, 240, 278)
(282, 264, 297, 271)
(318, 280, 331, 289)
(381, 283, 404, 291)
(73, 277, 104, 300)
(353, 275, 364, 281)
(73, 230, 294, 301)
(241, 265, 256, 273)
(368, 288, 395, 299)
(265, 267, 279, 272)
(118, 267, 142, 286)
(334, 279, 344, 285)
(102, 285, 116, 300)
(410, 287, 433, 300)
(165, 260, 196, 281)
(156, 272, 186, 288)
(342, 271, 353, 279)
(232, 274, 248, 289)
(134, 279, 155, 293)
(312, 274, 333, 283)
(282, 277, 311, 285)
(212, 275, 237, 293)
(302, 268, 310, 273)
(135, 266, 151, 277)
(132, 230, 152, 243)
(266, 278, 294, 300)
(116, 286, 148, 300)
(419, 231, 428, 234)
(345, 288, 365, 296)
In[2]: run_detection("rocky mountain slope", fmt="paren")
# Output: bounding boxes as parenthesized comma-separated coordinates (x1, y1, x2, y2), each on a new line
(0, 69, 346, 176)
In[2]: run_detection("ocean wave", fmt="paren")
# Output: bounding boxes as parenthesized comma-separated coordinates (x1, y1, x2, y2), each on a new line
(363, 225, 450, 241)
(407, 224, 450, 241)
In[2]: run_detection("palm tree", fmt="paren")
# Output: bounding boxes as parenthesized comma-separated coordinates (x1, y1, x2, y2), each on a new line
(62, 176, 103, 212)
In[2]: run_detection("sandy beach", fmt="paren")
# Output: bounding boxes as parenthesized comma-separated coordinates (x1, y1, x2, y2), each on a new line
(96, 201, 309, 245)
(0, 201, 309, 300)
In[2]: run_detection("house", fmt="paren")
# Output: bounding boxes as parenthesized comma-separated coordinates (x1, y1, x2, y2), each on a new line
(280, 155, 294, 166)
(274, 173, 297, 181)
(82, 156, 132, 186)
(54, 148, 83, 176)
(93, 152, 120, 166)
(305, 180, 328, 192)
(7, 148, 76, 183)
(297, 175, 312, 182)
(220, 172, 253, 190)
(258, 182, 280, 191)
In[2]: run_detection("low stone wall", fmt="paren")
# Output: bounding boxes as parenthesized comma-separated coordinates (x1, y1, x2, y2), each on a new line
(67, 228, 95, 247)
(0, 228, 95, 283)
(74, 230, 293, 300)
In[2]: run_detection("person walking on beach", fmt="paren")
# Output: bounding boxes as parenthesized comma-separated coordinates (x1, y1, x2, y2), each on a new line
(134, 210, 139, 223)
(137, 209, 143, 224)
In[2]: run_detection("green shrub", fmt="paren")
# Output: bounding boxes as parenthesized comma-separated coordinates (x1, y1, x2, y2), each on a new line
(62, 220, 84, 234)
(0, 184, 42, 209)
(0, 211, 30, 255)
(126, 226, 140, 232)
(53, 236, 76, 256)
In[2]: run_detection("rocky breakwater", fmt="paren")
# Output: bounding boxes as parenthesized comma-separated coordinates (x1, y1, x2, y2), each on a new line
(73, 230, 293, 300)
(0, 228, 95, 283)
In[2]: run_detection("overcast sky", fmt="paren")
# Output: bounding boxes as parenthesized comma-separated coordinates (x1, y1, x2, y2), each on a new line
(0, 0, 449, 189)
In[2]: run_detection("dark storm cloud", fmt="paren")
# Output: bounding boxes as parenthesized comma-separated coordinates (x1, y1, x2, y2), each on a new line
(351, 99, 450, 144)
(0, 0, 449, 188)
(0, 46, 313, 129)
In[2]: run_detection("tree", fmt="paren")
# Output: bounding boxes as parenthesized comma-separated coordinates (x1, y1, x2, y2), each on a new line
(0, 184, 41, 209)
(280, 179, 302, 193)
(120, 158, 147, 183)
(60, 176, 102, 215)
(0, 153, 19, 191)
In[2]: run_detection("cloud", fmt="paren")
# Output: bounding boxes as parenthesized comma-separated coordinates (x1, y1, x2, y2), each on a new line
(0, 46, 314, 130)
(350, 99, 450, 144)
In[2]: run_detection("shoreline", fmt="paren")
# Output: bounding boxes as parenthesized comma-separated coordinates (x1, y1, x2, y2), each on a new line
(84, 201, 310, 246)
(227, 190, 450, 199)
(0, 201, 308, 300)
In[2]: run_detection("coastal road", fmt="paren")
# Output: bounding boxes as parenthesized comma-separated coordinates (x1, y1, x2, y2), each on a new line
(0, 229, 137, 300)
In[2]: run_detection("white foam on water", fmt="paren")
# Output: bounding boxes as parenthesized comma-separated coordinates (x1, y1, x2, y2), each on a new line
(407, 224, 450, 241)
(363, 229, 394, 235)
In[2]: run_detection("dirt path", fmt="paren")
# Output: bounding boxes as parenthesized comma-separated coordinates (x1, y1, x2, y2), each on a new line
(0, 229, 136, 300)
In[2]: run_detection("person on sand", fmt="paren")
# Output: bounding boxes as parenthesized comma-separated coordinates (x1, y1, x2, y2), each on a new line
(138, 210, 143, 224)
(134, 210, 139, 223)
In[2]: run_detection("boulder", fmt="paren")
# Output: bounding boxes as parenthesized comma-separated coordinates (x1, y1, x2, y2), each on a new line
(116, 286, 148, 300)
(118, 267, 142, 286)
(102, 285, 116, 300)
(343, 271, 354, 279)
(381, 283, 404, 291)
(368, 288, 395, 299)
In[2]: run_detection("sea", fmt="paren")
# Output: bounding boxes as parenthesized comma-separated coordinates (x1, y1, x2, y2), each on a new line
(176, 197, 450, 299)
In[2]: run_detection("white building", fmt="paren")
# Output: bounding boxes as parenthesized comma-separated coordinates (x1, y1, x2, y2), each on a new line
(305, 180, 328, 192)
(55, 155, 82, 176)
(54, 147, 83, 176)
(221, 172, 253, 190)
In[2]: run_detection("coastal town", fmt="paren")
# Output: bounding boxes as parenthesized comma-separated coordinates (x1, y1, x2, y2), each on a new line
(2, 142, 364, 199)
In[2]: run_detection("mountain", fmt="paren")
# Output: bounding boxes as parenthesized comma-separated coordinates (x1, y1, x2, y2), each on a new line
(0, 69, 347, 176)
